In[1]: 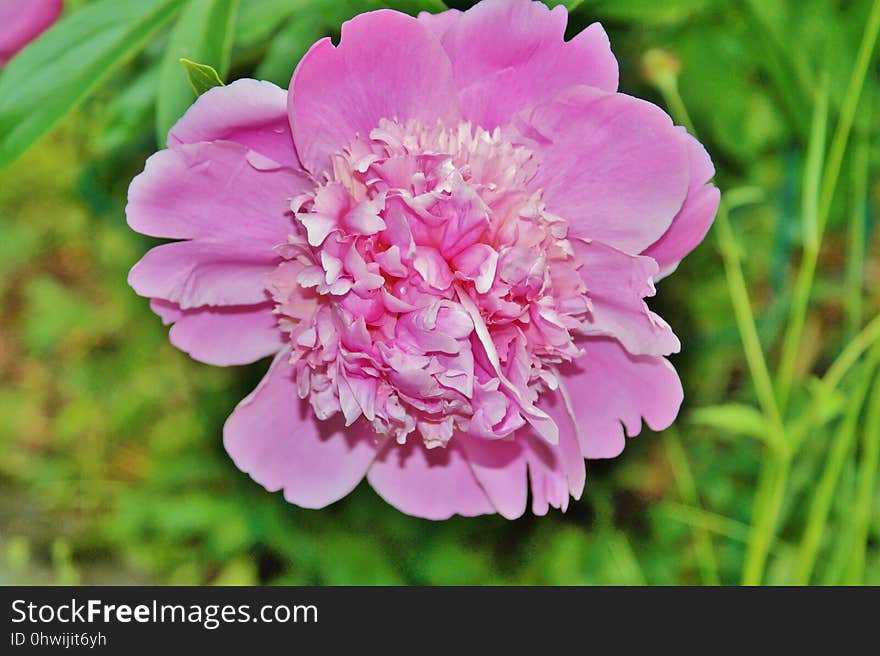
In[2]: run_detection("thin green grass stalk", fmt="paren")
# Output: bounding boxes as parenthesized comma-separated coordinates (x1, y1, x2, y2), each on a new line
(775, 79, 828, 413)
(656, 69, 782, 437)
(816, 0, 880, 233)
(743, 0, 813, 139)
(654, 72, 787, 586)
(663, 428, 720, 585)
(658, 503, 752, 544)
(823, 313, 880, 390)
(788, 312, 880, 453)
(844, 362, 880, 584)
(607, 533, 648, 586)
(794, 342, 880, 584)
(845, 133, 870, 339)
(751, 7, 880, 583)
(742, 454, 790, 585)
(820, 450, 860, 585)
(776, 0, 880, 415)
(711, 204, 786, 436)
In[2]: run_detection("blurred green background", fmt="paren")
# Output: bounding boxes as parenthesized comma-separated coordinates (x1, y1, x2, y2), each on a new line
(1, 0, 878, 585)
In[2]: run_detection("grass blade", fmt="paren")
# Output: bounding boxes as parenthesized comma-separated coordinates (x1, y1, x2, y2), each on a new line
(844, 362, 880, 584)
(795, 343, 880, 584)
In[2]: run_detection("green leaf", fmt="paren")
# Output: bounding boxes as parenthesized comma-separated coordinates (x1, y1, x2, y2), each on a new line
(690, 403, 769, 439)
(583, 0, 715, 24)
(180, 58, 225, 96)
(0, 0, 184, 168)
(235, 0, 309, 49)
(255, 14, 326, 87)
(155, 0, 239, 144)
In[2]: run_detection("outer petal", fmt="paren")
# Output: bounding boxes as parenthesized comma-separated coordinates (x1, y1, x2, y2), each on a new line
(129, 240, 277, 309)
(224, 350, 379, 508)
(459, 434, 528, 520)
(0, 0, 61, 66)
(522, 388, 585, 515)
(460, 385, 585, 519)
(573, 238, 680, 356)
(512, 85, 690, 254)
(421, 0, 618, 129)
(167, 78, 301, 169)
(126, 140, 310, 244)
(560, 337, 683, 459)
(367, 439, 494, 520)
(289, 9, 460, 176)
(151, 301, 283, 366)
(414, 6, 461, 39)
(642, 131, 720, 276)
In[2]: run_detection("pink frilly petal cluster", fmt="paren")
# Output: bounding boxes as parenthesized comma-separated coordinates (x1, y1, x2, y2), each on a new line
(127, 0, 719, 519)
(0, 0, 62, 67)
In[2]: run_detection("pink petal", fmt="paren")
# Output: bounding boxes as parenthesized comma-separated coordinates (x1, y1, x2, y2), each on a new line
(573, 238, 680, 356)
(150, 298, 182, 325)
(459, 434, 527, 520)
(127, 141, 310, 244)
(461, 384, 585, 519)
(289, 9, 460, 176)
(224, 351, 379, 508)
(413, 246, 454, 290)
(367, 440, 494, 520)
(129, 240, 276, 309)
(513, 85, 690, 254)
(560, 337, 683, 459)
(522, 387, 585, 515)
(167, 78, 302, 169)
(642, 131, 720, 277)
(157, 301, 284, 366)
(421, 0, 617, 129)
(451, 243, 498, 294)
(0, 0, 61, 67)
(415, 7, 461, 40)
(524, 435, 570, 515)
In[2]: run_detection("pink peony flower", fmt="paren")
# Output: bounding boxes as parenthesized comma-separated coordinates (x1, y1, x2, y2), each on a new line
(127, 0, 719, 519)
(0, 0, 62, 67)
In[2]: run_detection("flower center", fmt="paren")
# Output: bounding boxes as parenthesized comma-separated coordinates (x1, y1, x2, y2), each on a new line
(267, 119, 589, 447)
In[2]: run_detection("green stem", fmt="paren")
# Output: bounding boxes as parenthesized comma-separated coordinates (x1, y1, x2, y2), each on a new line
(776, 0, 880, 415)
(658, 502, 752, 544)
(845, 133, 870, 339)
(794, 342, 880, 584)
(742, 453, 790, 585)
(816, 0, 880, 234)
(657, 73, 788, 587)
(787, 312, 880, 454)
(845, 360, 880, 584)
(713, 204, 786, 435)
(664, 428, 720, 585)
(775, 79, 828, 413)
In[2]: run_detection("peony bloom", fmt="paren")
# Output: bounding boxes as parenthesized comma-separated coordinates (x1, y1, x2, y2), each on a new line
(0, 0, 62, 67)
(127, 0, 719, 519)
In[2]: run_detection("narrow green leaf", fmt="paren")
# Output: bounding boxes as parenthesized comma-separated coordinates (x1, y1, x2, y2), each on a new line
(180, 58, 224, 96)
(156, 0, 239, 144)
(844, 127, 871, 339)
(584, 0, 712, 25)
(0, 0, 185, 167)
(663, 428, 720, 585)
(795, 343, 880, 584)
(846, 361, 880, 583)
(656, 502, 752, 544)
(690, 403, 770, 439)
(235, 0, 309, 49)
(255, 14, 326, 87)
